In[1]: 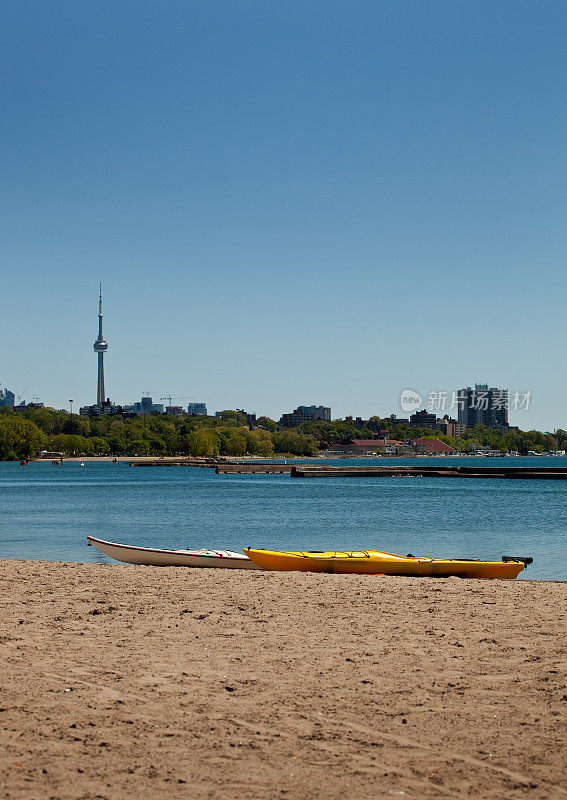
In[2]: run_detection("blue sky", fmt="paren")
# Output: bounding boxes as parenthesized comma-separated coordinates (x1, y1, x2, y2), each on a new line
(1, 1, 566, 430)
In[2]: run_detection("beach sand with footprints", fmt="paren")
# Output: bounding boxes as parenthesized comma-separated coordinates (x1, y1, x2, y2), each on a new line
(1, 561, 565, 799)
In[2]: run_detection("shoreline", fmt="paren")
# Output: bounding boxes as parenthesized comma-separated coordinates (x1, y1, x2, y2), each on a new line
(17, 452, 567, 463)
(4, 558, 564, 581)
(1, 561, 565, 799)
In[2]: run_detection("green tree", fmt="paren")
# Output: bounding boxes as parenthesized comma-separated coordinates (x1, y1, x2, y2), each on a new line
(217, 410, 247, 426)
(256, 416, 278, 433)
(273, 430, 318, 456)
(218, 429, 248, 456)
(0, 415, 47, 459)
(244, 428, 274, 457)
(182, 430, 220, 457)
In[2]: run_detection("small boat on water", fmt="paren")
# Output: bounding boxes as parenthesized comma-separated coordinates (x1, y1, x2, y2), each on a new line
(87, 536, 260, 569)
(243, 548, 532, 579)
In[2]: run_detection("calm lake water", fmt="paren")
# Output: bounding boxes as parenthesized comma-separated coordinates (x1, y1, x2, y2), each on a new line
(1, 457, 566, 580)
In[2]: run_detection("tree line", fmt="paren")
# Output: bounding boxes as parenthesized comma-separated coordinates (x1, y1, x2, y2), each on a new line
(295, 417, 566, 455)
(0, 408, 318, 459)
(0, 406, 565, 460)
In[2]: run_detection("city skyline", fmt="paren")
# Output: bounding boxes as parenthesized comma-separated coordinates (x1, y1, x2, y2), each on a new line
(2, 3, 566, 430)
(0, 279, 557, 427)
(0, 282, 559, 427)
(1, 286, 552, 427)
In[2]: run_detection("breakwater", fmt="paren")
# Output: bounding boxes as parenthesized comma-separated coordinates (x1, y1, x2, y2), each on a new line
(290, 465, 567, 479)
(130, 458, 219, 467)
(133, 459, 567, 479)
(131, 460, 303, 471)
(216, 463, 296, 474)
(214, 463, 567, 479)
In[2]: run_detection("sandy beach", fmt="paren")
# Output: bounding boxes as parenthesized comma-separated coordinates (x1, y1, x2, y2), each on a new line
(1, 563, 565, 799)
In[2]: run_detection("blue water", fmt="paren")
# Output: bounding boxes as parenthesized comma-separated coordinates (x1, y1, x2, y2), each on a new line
(1, 458, 566, 580)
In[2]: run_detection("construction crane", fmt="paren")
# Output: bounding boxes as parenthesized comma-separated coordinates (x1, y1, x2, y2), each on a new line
(160, 395, 188, 408)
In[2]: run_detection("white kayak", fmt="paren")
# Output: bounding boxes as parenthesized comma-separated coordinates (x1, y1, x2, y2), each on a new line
(86, 536, 260, 569)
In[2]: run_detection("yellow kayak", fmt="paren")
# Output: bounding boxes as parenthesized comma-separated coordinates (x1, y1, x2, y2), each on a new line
(243, 548, 531, 579)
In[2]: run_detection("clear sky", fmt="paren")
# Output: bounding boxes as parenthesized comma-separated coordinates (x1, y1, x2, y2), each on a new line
(2, 1, 566, 430)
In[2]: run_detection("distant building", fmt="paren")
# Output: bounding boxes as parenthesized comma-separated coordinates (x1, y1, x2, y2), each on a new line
(140, 396, 153, 415)
(409, 409, 438, 428)
(344, 416, 371, 429)
(79, 400, 122, 417)
(457, 384, 508, 430)
(0, 388, 15, 409)
(120, 397, 158, 416)
(411, 438, 457, 455)
(236, 409, 257, 426)
(334, 438, 403, 455)
(187, 403, 207, 416)
(279, 405, 331, 427)
(165, 406, 184, 416)
(436, 415, 467, 438)
(13, 401, 44, 412)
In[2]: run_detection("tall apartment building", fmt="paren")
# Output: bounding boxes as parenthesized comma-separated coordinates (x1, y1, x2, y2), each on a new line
(279, 405, 331, 427)
(0, 388, 15, 409)
(436, 415, 467, 438)
(165, 406, 184, 416)
(409, 409, 437, 428)
(140, 396, 153, 414)
(457, 384, 508, 430)
(234, 409, 256, 426)
(187, 403, 207, 416)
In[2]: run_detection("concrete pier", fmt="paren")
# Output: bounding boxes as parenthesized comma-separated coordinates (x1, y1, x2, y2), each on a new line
(216, 463, 298, 474)
(131, 460, 308, 472)
(290, 465, 567, 479)
(129, 460, 567, 479)
(129, 458, 219, 467)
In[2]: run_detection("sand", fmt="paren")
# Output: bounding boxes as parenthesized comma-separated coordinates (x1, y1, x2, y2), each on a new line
(1, 563, 565, 800)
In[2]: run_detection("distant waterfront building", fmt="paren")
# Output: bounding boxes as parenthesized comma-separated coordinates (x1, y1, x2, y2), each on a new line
(436, 415, 467, 438)
(409, 409, 438, 428)
(187, 403, 207, 416)
(344, 416, 375, 429)
(279, 405, 331, 427)
(236, 409, 257, 426)
(0, 388, 15, 409)
(410, 438, 457, 455)
(333, 437, 403, 455)
(165, 406, 184, 416)
(457, 384, 508, 430)
(80, 399, 122, 417)
(122, 399, 164, 415)
(13, 400, 44, 412)
(140, 396, 153, 415)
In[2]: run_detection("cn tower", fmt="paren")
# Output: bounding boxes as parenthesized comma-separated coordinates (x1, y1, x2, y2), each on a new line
(93, 284, 109, 405)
